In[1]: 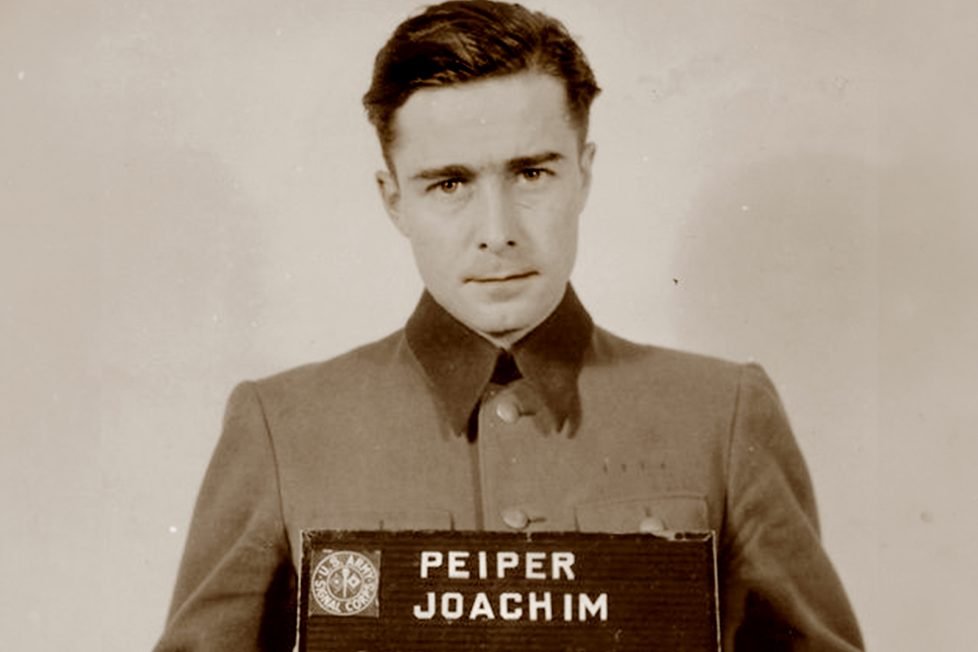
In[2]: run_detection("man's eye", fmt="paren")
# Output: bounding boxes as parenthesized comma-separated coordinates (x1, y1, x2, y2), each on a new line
(432, 179, 463, 194)
(519, 168, 550, 182)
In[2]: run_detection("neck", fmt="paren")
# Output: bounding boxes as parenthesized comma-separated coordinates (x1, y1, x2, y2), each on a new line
(472, 294, 564, 350)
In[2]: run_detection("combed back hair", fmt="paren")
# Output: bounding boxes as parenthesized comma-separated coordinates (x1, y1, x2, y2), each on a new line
(363, 0, 601, 161)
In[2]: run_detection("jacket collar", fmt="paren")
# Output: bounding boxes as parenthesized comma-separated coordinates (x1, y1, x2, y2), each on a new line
(404, 285, 594, 436)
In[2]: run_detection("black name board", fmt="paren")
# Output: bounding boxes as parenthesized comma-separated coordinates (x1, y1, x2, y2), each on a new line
(299, 530, 718, 651)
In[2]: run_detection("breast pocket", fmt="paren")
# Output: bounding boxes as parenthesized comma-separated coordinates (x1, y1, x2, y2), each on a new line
(574, 494, 710, 534)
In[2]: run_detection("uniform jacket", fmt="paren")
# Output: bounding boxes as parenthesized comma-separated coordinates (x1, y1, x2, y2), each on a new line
(156, 287, 862, 651)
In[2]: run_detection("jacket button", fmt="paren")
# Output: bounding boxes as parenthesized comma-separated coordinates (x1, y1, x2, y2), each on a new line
(501, 507, 530, 530)
(639, 516, 667, 534)
(494, 398, 520, 424)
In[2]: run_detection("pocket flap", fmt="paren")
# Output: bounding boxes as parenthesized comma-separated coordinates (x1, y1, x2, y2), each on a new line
(575, 494, 709, 533)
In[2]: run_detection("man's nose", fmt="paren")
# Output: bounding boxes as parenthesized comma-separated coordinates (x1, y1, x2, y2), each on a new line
(477, 183, 518, 253)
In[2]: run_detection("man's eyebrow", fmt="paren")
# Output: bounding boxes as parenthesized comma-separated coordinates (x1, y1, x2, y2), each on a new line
(408, 152, 565, 182)
(410, 165, 474, 182)
(507, 151, 564, 172)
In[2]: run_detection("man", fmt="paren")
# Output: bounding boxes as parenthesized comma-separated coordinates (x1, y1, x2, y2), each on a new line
(156, 1, 863, 650)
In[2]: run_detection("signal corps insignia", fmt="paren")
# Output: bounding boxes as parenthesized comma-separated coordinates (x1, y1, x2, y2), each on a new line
(309, 549, 381, 617)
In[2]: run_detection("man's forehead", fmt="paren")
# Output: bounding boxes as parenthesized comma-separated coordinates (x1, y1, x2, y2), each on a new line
(388, 72, 580, 172)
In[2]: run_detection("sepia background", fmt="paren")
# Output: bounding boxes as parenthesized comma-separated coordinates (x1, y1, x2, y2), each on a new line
(2, 0, 976, 649)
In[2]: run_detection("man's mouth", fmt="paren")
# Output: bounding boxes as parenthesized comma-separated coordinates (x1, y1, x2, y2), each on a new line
(466, 271, 538, 284)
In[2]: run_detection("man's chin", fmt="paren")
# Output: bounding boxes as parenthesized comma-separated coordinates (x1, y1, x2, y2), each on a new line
(466, 308, 544, 347)
(467, 304, 532, 334)
(483, 323, 528, 338)
(458, 290, 562, 344)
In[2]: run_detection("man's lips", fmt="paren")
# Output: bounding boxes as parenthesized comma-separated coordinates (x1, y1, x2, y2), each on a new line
(466, 270, 538, 284)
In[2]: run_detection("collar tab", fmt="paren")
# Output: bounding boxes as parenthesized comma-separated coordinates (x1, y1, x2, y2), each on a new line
(405, 285, 593, 436)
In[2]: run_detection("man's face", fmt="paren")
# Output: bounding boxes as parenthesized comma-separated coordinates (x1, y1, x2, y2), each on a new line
(377, 71, 595, 346)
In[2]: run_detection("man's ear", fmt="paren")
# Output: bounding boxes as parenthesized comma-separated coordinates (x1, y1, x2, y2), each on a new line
(580, 141, 596, 189)
(578, 141, 597, 205)
(375, 169, 408, 236)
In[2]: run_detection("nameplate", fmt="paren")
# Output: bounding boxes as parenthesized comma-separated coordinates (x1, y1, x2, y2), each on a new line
(298, 529, 718, 651)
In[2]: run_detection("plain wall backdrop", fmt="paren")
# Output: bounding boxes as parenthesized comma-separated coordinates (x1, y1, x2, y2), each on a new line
(2, 0, 975, 649)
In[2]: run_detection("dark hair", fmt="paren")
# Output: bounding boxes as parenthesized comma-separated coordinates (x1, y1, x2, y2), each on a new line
(363, 0, 601, 160)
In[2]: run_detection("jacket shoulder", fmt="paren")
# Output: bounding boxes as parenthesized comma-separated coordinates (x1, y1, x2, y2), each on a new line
(591, 325, 747, 389)
(248, 330, 409, 407)
(586, 326, 786, 433)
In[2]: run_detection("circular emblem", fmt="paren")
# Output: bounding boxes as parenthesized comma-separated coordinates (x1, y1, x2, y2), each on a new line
(311, 550, 380, 616)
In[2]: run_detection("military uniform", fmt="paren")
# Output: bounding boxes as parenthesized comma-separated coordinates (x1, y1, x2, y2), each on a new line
(156, 287, 863, 651)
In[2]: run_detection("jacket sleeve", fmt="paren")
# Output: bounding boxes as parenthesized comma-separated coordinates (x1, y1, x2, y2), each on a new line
(155, 382, 296, 652)
(719, 364, 863, 651)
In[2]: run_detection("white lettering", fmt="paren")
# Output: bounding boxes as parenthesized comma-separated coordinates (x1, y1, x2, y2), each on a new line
(496, 551, 519, 578)
(416, 550, 578, 580)
(411, 591, 608, 622)
(441, 592, 464, 620)
(528, 591, 552, 621)
(499, 592, 523, 620)
(413, 592, 436, 619)
(552, 551, 576, 580)
(525, 551, 547, 579)
(419, 551, 442, 579)
(468, 592, 495, 620)
(346, 590, 374, 613)
(579, 593, 608, 622)
(447, 551, 470, 579)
